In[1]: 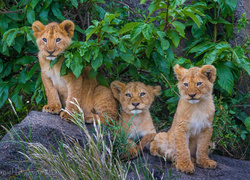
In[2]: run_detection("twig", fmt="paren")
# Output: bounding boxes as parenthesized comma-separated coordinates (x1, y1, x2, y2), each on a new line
(115, 1, 144, 19)
(222, 145, 233, 157)
(161, 73, 180, 97)
(163, 0, 170, 32)
(0, 9, 22, 14)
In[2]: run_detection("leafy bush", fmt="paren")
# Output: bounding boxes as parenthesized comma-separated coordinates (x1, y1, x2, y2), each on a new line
(0, 0, 249, 158)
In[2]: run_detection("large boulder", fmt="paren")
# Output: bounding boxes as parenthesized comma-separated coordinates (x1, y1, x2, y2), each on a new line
(0, 111, 249, 179)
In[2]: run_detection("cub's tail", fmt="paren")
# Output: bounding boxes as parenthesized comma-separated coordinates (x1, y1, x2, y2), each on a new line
(137, 133, 156, 153)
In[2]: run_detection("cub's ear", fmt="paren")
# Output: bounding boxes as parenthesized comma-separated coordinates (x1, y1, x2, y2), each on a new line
(111, 81, 126, 100)
(32, 21, 45, 38)
(174, 64, 188, 81)
(60, 20, 75, 38)
(148, 85, 161, 96)
(201, 65, 216, 83)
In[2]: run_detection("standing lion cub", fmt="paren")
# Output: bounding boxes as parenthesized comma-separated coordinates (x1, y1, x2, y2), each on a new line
(150, 64, 217, 174)
(111, 81, 161, 159)
(32, 20, 118, 124)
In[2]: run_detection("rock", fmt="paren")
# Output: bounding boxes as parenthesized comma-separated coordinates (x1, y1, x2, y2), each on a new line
(0, 111, 250, 179)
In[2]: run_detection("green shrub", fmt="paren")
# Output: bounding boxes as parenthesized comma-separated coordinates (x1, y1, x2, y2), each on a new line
(0, 0, 249, 158)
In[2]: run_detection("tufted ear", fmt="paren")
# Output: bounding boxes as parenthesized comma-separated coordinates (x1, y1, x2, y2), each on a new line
(32, 21, 45, 38)
(147, 85, 161, 96)
(59, 20, 75, 38)
(111, 81, 126, 100)
(201, 65, 216, 83)
(174, 64, 188, 81)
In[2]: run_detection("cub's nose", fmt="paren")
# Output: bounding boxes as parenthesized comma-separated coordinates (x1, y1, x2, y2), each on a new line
(132, 102, 140, 107)
(188, 93, 196, 98)
(47, 50, 55, 55)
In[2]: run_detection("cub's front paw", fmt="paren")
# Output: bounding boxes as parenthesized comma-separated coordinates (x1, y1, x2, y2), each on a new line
(60, 111, 73, 123)
(197, 159, 217, 169)
(175, 161, 195, 174)
(121, 147, 138, 160)
(43, 104, 61, 114)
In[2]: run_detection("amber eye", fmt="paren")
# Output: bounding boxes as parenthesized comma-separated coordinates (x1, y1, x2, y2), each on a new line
(197, 82, 202, 86)
(140, 92, 146, 97)
(125, 93, 131, 97)
(43, 38, 47, 43)
(184, 83, 188, 87)
(56, 38, 61, 43)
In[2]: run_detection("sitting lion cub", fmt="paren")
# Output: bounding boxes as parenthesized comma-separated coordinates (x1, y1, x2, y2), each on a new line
(32, 20, 118, 124)
(150, 64, 217, 174)
(111, 81, 161, 159)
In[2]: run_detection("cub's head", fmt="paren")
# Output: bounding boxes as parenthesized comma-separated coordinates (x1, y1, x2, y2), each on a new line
(111, 81, 161, 114)
(32, 20, 74, 60)
(174, 64, 216, 104)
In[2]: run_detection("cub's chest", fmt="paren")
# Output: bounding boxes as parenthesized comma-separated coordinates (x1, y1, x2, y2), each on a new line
(187, 109, 211, 136)
(45, 67, 67, 89)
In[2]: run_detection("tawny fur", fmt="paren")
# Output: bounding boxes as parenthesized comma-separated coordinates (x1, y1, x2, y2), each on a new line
(150, 64, 217, 174)
(111, 81, 160, 159)
(32, 20, 118, 124)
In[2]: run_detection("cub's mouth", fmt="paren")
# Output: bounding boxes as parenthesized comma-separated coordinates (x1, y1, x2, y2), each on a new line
(188, 98, 200, 104)
(46, 55, 56, 60)
(131, 108, 142, 114)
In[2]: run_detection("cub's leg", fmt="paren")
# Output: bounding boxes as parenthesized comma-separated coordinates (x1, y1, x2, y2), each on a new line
(137, 133, 156, 152)
(196, 127, 217, 169)
(85, 85, 118, 125)
(175, 128, 195, 174)
(60, 74, 83, 121)
(121, 139, 138, 160)
(41, 73, 62, 114)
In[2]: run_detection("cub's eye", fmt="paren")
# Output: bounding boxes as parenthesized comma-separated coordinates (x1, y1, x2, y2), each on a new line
(197, 82, 202, 86)
(43, 38, 47, 43)
(56, 38, 61, 43)
(184, 83, 188, 87)
(125, 93, 131, 97)
(140, 92, 146, 97)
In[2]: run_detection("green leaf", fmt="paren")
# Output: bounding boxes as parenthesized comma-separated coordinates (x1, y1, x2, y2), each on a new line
(105, 33, 119, 44)
(119, 48, 135, 63)
(93, 4, 106, 19)
(244, 117, 250, 132)
(16, 56, 36, 65)
(86, 26, 98, 41)
(152, 51, 170, 73)
(27, 6, 35, 24)
(26, 62, 40, 81)
(71, 0, 78, 7)
(167, 30, 180, 48)
(233, 46, 250, 75)
(146, 41, 155, 58)
(0, 15, 9, 34)
(11, 93, 23, 110)
(182, 9, 201, 28)
(102, 26, 117, 33)
(6, 29, 18, 46)
(142, 23, 154, 40)
(30, 0, 40, 9)
(39, 8, 49, 24)
(217, 63, 234, 94)
(44, 0, 52, 8)
(119, 22, 139, 34)
(131, 23, 145, 41)
(108, 49, 118, 59)
(172, 21, 185, 38)
(70, 51, 83, 78)
(89, 68, 97, 79)
(0, 84, 9, 108)
(96, 74, 109, 88)
(157, 31, 169, 50)
(51, 3, 65, 21)
(140, 0, 147, 4)
(0, 59, 3, 73)
(91, 53, 103, 71)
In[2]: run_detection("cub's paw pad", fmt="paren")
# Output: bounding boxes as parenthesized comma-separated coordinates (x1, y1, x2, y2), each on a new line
(60, 111, 73, 123)
(42, 104, 61, 114)
(176, 161, 195, 174)
(197, 159, 217, 169)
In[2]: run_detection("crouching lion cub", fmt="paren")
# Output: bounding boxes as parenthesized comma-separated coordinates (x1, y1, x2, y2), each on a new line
(150, 64, 217, 174)
(32, 20, 118, 124)
(111, 81, 161, 159)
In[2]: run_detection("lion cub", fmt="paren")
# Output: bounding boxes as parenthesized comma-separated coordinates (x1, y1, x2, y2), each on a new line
(32, 20, 118, 124)
(111, 81, 161, 159)
(150, 64, 217, 174)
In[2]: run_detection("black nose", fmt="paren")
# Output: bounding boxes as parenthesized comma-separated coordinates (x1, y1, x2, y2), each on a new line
(47, 50, 55, 55)
(132, 102, 140, 107)
(188, 93, 196, 98)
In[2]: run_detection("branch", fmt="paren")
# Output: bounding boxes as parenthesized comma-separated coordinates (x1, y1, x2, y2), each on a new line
(0, 9, 22, 14)
(161, 73, 180, 97)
